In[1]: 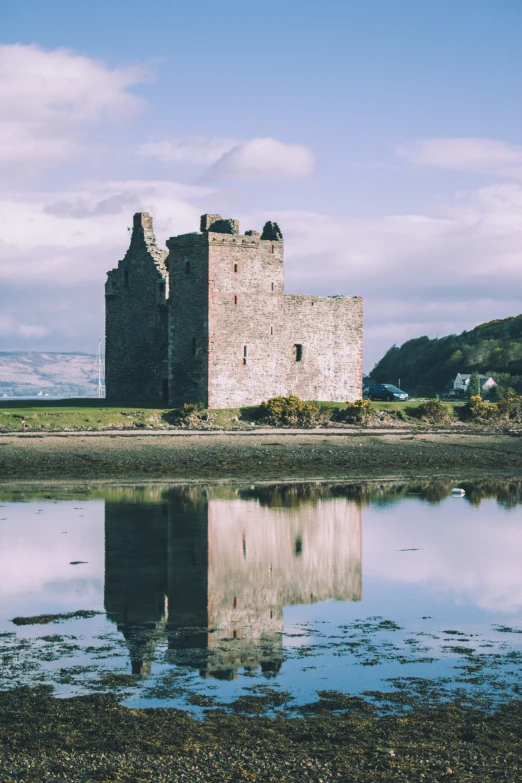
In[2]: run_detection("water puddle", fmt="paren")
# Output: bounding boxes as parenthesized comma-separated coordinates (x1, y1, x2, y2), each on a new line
(1, 480, 522, 714)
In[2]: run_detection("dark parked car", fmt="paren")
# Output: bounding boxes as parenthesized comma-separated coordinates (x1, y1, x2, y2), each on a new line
(367, 384, 408, 401)
(442, 389, 467, 400)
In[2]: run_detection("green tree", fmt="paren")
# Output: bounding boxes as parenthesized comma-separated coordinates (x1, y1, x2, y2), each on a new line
(467, 370, 481, 397)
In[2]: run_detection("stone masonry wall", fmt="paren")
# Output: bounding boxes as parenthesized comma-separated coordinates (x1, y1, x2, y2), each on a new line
(105, 213, 168, 403)
(107, 212, 363, 407)
(201, 217, 363, 407)
(207, 227, 286, 408)
(282, 295, 363, 403)
(166, 233, 210, 406)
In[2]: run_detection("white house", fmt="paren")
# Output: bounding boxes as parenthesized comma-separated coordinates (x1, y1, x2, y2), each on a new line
(453, 373, 497, 393)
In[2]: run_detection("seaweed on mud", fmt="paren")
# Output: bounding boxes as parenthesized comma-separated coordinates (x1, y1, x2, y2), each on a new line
(229, 690, 292, 714)
(11, 610, 103, 626)
(300, 690, 376, 714)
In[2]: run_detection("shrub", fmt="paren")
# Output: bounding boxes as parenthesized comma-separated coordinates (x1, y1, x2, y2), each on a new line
(460, 395, 500, 424)
(409, 399, 455, 425)
(163, 402, 207, 428)
(258, 396, 332, 427)
(337, 398, 373, 424)
(497, 391, 522, 423)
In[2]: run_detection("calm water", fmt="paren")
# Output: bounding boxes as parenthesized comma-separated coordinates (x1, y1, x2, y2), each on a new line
(1, 481, 522, 713)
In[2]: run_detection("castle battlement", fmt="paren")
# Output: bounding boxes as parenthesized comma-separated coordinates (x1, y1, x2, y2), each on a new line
(105, 212, 363, 407)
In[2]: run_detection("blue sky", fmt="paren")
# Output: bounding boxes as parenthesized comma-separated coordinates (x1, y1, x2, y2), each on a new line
(1, 0, 521, 368)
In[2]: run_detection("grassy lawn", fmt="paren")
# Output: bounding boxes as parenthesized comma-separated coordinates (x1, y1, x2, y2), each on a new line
(0, 401, 168, 432)
(368, 399, 464, 412)
(0, 398, 466, 432)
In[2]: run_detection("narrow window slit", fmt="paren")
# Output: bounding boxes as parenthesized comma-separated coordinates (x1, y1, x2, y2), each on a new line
(234, 295, 238, 305)
(234, 263, 238, 273)
(243, 345, 248, 365)
(294, 344, 303, 362)
(271, 282, 274, 291)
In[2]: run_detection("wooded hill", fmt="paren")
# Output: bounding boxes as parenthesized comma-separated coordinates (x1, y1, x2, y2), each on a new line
(370, 315, 522, 397)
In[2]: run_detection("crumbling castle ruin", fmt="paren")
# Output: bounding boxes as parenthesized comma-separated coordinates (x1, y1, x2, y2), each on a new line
(105, 212, 363, 407)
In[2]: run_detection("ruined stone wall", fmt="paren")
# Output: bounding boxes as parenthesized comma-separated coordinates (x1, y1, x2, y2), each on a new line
(166, 233, 209, 406)
(105, 213, 168, 403)
(207, 228, 286, 408)
(282, 295, 363, 402)
(167, 214, 362, 408)
(107, 211, 363, 407)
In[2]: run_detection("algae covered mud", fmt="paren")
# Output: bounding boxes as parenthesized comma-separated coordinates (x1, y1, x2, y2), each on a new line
(2, 479, 522, 781)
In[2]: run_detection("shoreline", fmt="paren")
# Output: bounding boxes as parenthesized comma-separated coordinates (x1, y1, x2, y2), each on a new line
(1, 430, 521, 482)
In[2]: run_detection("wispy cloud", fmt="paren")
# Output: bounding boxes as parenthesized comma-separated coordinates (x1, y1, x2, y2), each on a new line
(396, 137, 522, 180)
(0, 314, 48, 339)
(138, 137, 239, 166)
(140, 136, 316, 181)
(0, 44, 151, 169)
(0, 179, 213, 283)
(207, 137, 315, 181)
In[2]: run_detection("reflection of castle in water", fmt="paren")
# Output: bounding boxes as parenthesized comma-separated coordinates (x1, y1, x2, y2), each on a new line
(104, 487, 362, 679)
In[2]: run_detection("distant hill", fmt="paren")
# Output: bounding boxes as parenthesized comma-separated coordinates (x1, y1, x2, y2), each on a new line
(0, 352, 99, 398)
(370, 315, 522, 397)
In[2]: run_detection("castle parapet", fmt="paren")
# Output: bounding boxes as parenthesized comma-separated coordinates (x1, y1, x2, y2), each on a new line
(200, 214, 239, 234)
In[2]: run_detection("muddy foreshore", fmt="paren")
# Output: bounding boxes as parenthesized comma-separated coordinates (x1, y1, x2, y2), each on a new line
(1, 686, 521, 782)
(0, 429, 521, 483)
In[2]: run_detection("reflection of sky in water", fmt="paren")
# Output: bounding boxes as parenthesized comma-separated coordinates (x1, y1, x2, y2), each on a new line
(1, 486, 522, 712)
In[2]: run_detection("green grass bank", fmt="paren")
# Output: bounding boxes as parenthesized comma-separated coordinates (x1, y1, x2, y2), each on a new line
(0, 398, 464, 433)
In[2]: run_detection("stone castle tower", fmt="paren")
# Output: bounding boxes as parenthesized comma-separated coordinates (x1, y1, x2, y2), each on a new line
(105, 212, 363, 407)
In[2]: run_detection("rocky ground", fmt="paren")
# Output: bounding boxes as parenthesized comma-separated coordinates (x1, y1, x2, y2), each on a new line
(1, 687, 521, 782)
(0, 429, 521, 483)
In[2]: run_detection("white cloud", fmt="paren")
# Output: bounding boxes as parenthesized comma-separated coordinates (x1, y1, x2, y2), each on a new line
(0, 44, 151, 168)
(139, 136, 316, 181)
(138, 137, 239, 166)
(3, 177, 522, 362)
(208, 137, 315, 180)
(242, 182, 522, 365)
(0, 315, 48, 339)
(366, 501, 522, 614)
(0, 179, 213, 283)
(396, 137, 522, 180)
